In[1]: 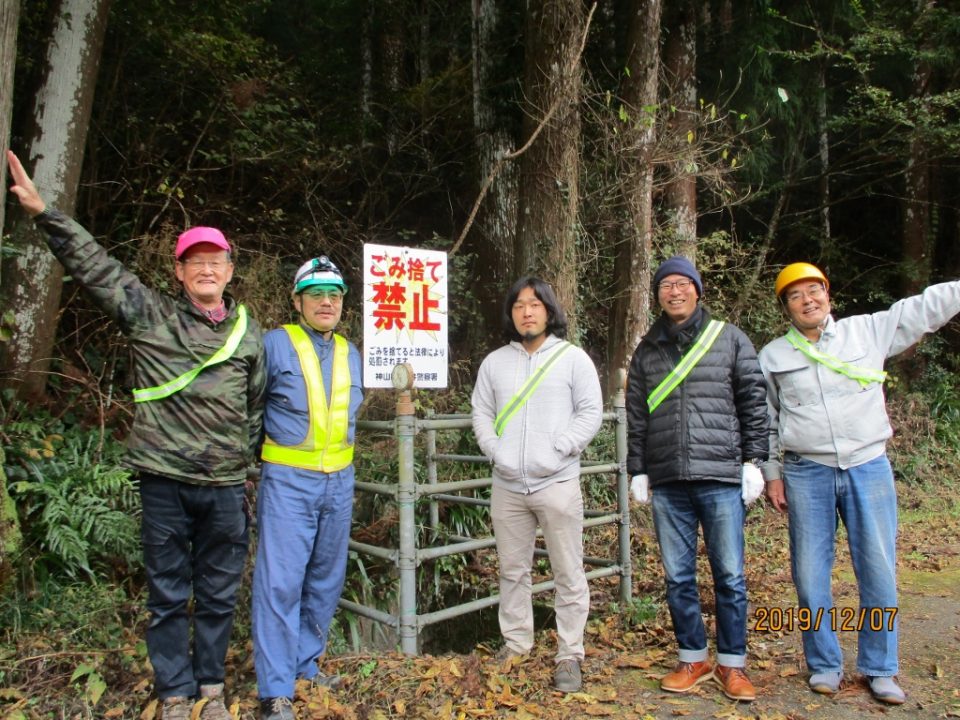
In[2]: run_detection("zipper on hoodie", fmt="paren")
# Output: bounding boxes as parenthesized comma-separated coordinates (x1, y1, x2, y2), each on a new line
(517, 339, 563, 493)
(518, 347, 533, 493)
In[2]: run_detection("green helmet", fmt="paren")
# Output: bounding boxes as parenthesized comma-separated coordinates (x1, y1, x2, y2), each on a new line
(293, 256, 347, 295)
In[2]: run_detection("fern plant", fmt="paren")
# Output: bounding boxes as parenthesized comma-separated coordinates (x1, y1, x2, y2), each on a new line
(6, 428, 141, 580)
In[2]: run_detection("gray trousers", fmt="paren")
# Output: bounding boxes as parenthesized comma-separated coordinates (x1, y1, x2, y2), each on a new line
(491, 478, 589, 662)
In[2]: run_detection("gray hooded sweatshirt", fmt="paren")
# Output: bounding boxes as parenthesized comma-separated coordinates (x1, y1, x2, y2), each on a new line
(472, 334, 603, 494)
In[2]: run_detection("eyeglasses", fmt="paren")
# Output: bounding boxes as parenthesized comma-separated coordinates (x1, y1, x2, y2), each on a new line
(657, 279, 693, 293)
(179, 259, 231, 271)
(785, 285, 827, 303)
(302, 288, 343, 301)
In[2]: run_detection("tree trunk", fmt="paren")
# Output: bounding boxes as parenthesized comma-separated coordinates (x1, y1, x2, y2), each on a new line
(0, 0, 20, 260)
(662, 1, 697, 258)
(0, 0, 22, 591)
(471, 0, 518, 353)
(607, 0, 663, 394)
(381, 2, 404, 157)
(817, 60, 831, 250)
(902, 1, 935, 296)
(0, 0, 112, 401)
(418, 0, 430, 83)
(361, 0, 374, 146)
(515, 0, 583, 331)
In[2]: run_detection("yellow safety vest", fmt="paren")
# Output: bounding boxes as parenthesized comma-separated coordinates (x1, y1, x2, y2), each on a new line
(260, 325, 354, 472)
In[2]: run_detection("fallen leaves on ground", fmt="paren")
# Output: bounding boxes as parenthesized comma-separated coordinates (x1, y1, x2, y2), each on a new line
(2, 453, 960, 718)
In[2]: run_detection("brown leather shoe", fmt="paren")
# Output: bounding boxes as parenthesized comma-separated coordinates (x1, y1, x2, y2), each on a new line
(660, 660, 714, 693)
(714, 665, 756, 701)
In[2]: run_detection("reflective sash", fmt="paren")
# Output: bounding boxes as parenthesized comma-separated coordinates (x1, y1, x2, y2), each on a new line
(785, 326, 887, 387)
(261, 326, 354, 472)
(494, 341, 573, 437)
(133, 305, 248, 403)
(647, 319, 725, 413)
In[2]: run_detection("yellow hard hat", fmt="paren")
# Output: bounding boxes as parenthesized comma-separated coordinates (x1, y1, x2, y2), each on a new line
(775, 262, 829, 298)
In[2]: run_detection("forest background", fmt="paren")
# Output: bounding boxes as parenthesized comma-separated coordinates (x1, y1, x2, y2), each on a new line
(1, 0, 960, 718)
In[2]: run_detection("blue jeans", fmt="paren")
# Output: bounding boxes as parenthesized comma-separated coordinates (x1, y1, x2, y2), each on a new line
(651, 481, 747, 666)
(252, 463, 355, 699)
(784, 453, 898, 676)
(139, 474, 249, 700)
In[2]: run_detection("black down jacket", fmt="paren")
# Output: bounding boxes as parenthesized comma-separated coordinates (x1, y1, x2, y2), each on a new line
(625, 307, 768, 485)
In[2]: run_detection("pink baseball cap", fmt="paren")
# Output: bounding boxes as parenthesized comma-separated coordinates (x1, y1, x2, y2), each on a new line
(175, 226, 231, 259)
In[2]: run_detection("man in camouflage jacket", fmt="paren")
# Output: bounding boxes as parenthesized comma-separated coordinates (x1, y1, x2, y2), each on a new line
(7, 150, 266, 720)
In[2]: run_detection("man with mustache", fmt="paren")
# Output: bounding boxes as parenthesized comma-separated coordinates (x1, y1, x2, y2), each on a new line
(252, 257, 363, 720)
(472, 276, 603, 694)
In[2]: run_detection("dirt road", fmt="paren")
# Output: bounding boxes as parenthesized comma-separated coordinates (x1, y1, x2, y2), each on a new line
(582, 556, 960, 719)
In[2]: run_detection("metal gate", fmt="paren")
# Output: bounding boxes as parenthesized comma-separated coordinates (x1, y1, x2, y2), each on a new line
(340, 381, 632, 655)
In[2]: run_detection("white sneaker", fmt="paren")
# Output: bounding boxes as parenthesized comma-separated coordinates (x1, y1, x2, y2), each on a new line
(809, 671, 842, 694)
(869, 676, 905, 705)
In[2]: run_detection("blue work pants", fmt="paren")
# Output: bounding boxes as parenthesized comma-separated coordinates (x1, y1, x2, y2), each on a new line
(252, 463, 355, 699)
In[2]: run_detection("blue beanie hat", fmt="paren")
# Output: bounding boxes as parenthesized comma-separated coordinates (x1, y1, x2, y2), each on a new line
(653, 255, 702, 297)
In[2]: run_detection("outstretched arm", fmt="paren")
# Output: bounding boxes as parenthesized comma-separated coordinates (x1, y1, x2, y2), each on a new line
(6, 151, 46, 217)
(8, 149, 165, 332)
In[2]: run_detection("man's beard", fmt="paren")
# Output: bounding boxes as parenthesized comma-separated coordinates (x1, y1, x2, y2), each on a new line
(522, 330, 544, 342)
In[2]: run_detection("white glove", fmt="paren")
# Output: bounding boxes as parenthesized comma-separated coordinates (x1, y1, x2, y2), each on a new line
(631, 474, 650, 504)
(741, 462, 765, 506)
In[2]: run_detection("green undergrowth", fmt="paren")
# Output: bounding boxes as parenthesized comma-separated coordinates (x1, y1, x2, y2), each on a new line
(1, 402, 141, 583)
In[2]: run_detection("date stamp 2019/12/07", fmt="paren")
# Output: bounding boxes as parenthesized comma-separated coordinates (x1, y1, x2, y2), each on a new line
(753, 606, 898, 633)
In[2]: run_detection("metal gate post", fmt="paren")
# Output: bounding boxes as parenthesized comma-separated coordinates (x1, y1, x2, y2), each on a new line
(425, 408, 439, 533)
(614, 369, 632, 604)
(395, 385, 419, 655)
